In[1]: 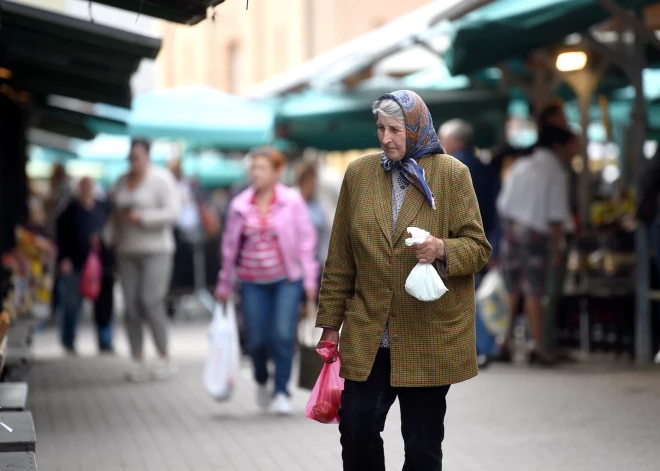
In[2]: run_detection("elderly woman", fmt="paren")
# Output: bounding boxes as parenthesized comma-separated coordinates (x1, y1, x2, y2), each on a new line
(316, 90, 491, 471)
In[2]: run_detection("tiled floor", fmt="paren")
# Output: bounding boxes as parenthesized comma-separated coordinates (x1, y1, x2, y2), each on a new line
(14, 322, 660, 470)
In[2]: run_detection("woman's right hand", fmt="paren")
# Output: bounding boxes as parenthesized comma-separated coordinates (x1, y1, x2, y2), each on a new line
(318, 328, 340, 363)
(215, 293, 230, 303)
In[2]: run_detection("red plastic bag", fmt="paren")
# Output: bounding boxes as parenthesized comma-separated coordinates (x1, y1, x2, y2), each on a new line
(79, 251, 102, 301)
(305, 341, 344, 424)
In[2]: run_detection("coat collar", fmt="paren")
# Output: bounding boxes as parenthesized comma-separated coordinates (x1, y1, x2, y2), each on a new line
(374, 154, 439, 249)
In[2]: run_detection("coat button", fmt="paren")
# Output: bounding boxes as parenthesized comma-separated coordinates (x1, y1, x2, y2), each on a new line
(393, 335, 399, 340)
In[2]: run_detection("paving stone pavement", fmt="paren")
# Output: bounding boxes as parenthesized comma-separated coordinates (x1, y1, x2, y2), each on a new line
(12, 322, 660, 471)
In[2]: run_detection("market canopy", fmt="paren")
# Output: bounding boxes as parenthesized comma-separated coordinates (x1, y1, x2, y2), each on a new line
(0, 0, 161, 108)
(276, 77, 509, 150)
(128, 86, 275, 150)
(87, 0, 226, 25)
(30, 104, 128, 141)
(443, 0, 656, 76)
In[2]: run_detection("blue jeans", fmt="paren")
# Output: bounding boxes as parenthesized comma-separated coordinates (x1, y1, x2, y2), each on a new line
(240, 279, 303, 396)
(57, 273, 114, 351)
(57, 274, 82, 350)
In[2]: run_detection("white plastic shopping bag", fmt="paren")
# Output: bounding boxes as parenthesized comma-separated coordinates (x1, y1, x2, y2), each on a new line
(203, 301, 241, 401)
(404, 227, 448, 302)
(476, 268, 509, 339)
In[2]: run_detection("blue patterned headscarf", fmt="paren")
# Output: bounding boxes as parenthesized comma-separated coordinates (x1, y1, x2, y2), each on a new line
(376, 90, 444, 210)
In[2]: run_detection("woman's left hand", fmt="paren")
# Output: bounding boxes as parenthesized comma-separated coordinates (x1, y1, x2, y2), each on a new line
(305, 289, 317, 302)
(412, 236, 445, 264)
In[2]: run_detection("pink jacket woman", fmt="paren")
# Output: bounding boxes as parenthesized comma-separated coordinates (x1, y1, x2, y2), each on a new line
(215, 182, 319, 299)
(214, 147, 318, 415)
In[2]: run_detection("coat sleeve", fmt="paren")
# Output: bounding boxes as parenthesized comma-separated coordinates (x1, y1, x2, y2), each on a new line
(442, 164, 492, 277)
(316, 165, 356, 330)
(215, 201, 243, 299)
(293, 195, 319, 293)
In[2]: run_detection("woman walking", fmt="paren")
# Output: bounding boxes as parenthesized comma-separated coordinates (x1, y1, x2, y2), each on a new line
(316, 90, 491, 471)
(109, 139, 180, 382)
(216, 147, 318, 415)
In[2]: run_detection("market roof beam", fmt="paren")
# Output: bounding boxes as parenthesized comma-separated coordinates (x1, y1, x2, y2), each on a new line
(87, 0, 227, 25)
(0, 1, 160, 59)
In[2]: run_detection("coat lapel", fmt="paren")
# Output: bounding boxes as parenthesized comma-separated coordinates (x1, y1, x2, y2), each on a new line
(374, 164, 393, 248)
(392, 156, 437, 247)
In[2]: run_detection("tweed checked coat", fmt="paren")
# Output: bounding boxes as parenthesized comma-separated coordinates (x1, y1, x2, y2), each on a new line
(316, 152, 491, 387)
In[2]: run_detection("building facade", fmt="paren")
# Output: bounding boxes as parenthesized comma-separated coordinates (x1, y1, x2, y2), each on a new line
(155, 0, 433, 94)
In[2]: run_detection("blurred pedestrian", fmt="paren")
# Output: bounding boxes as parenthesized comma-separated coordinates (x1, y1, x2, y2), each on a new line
(439, 119, 500, 368)
(316, 90, 491, 471)
(45, 164, 73, 324)
(497, 125, 577, 366)
(56, 177, 114, 354)
(109, 139, 180, 382)
(296, 160, 329, 285)
(168, 160, 200, 296)
(536, 101, 568, 129)
(44, 163, 73, 240)
(215, 147, 318, 415)
(439, 119, 499, 265)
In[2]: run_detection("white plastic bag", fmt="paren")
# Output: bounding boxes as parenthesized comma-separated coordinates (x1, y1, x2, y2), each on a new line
(476, 268, 509, 338)
(404, 227, 448, 302)
(203, 301, 241, 401)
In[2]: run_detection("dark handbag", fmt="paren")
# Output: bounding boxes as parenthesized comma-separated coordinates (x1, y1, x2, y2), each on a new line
(297, 307, 324, 390)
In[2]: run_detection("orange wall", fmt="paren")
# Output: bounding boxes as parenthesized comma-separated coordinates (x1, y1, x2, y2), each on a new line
(155, 0, 434, 94)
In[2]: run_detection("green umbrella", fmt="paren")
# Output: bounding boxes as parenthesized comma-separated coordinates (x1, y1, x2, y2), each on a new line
(128, 86, 275, 150)
(444, 0, 654, 76)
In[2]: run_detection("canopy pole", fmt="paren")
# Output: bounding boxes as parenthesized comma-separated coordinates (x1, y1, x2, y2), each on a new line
(588, 7, 653, 364)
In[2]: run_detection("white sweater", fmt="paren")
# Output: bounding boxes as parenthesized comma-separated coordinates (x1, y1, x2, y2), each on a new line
(110, 167, 180, 255)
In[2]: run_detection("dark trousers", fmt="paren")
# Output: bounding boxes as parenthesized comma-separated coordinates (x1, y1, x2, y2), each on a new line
(339, 348, 450, 471)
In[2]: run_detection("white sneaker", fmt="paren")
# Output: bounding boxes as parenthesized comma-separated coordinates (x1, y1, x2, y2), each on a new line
(151, 358, 177, 381)
(125, 363, 150, 383)
(257, 384, 272, 410)
(271, 393, 293, 416)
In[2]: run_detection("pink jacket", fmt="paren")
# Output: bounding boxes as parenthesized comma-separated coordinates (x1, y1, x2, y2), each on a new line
(215, 183, 319, 297)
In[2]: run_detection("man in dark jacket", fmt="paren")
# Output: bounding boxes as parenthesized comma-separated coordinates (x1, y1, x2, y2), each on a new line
(439, 119, 500, 366)
(439, 119, 500, 257)
(56, 177, 114, 354)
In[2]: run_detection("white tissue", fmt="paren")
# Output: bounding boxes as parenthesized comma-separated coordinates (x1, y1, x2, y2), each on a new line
(404, 227, 448, 302)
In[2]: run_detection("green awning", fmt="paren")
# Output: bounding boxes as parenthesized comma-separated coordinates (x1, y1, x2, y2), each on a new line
(72, 135, 246, 187)
(444, 0, 655, 76)
(89, 0, 226, 25)
(276, 81, 509, 150)
(128, 86, 275, 150)
(1, 1, 161, 108)
(30, 104, 128, 141)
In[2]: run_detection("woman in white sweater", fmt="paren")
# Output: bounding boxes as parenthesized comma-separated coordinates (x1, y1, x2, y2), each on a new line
(110, 139, 180, 382)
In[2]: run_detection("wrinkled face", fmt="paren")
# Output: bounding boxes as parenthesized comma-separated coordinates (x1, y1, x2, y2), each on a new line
(377, 114, 406, 162)
(250, 155, 281, 191)
(129, 143, 150, 176)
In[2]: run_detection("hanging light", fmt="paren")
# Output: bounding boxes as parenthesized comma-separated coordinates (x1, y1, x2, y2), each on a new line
(556, 51, 588, 72)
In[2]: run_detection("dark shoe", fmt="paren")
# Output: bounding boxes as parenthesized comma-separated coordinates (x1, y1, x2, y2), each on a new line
(529, 350, 556, 367)
(99, 346, 115, 356)
(64, 347, 77, 356)
(477, 354, 491, 369)
(496, 347, 513, 364)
